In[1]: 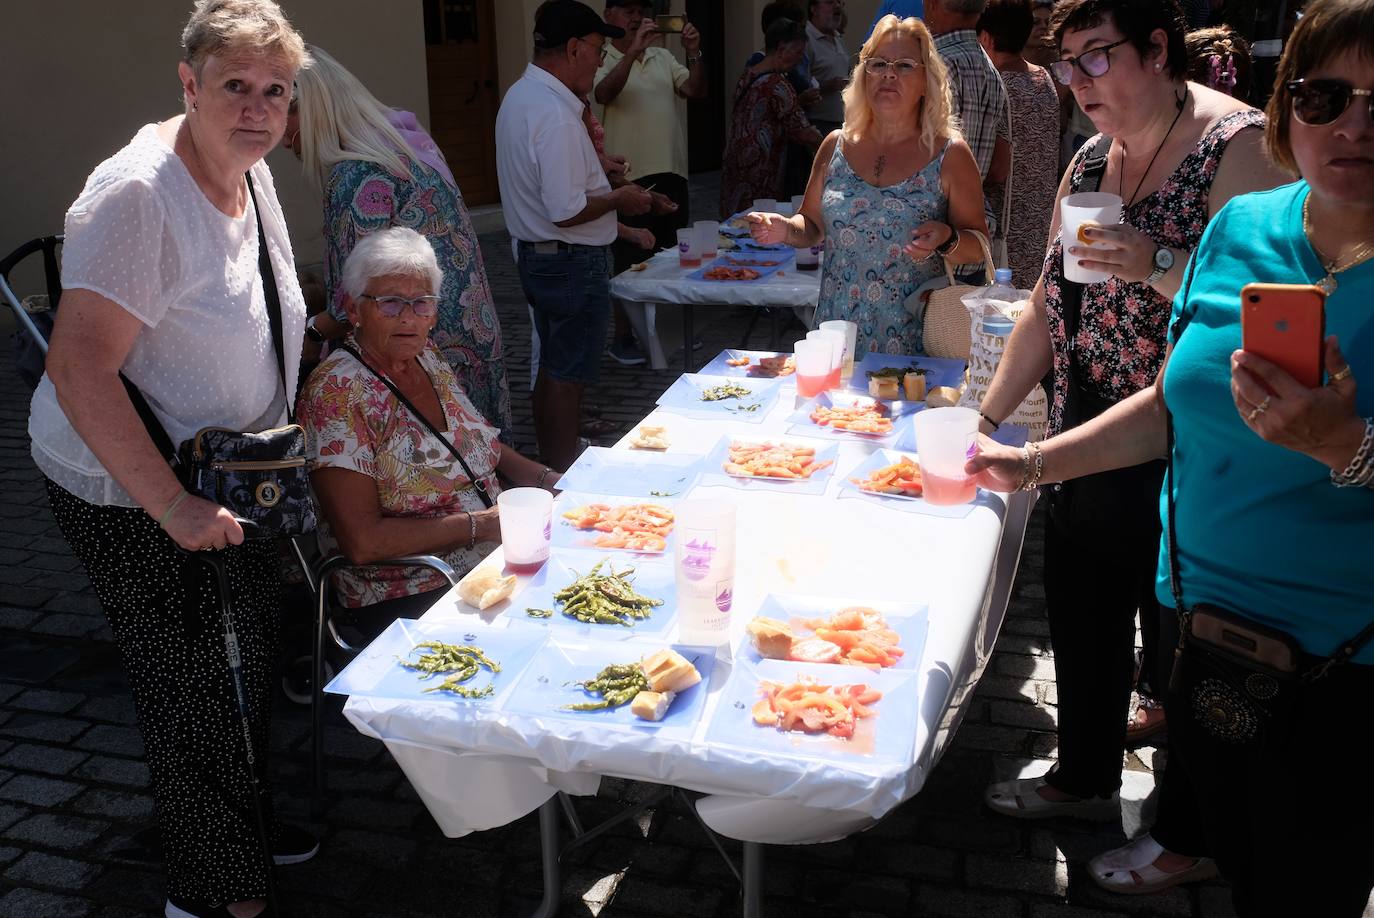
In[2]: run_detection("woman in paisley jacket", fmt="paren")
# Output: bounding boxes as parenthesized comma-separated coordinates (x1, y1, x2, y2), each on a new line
(284, 45, 512, 440)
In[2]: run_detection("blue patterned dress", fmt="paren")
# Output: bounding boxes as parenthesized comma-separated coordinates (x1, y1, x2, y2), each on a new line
(814, 138, 950, 355)
(322, 157, 512, 439)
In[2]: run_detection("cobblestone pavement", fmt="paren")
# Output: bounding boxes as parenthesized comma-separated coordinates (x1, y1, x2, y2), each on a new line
(0, 179, 1259, 917)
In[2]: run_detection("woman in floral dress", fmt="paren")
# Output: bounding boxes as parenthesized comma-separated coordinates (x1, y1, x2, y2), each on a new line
(719, 18, 824, 218)
(285, 46, 512, 440)
(747, 15, 988, 355)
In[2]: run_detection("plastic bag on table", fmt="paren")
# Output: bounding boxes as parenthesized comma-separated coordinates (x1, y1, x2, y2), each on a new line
(957, 270, 1048, 441)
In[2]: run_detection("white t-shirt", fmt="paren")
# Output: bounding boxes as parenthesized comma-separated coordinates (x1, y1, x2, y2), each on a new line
(495, 63, 617, 246)
(29, 123, 306, 507)
(595, 46, 690, 181)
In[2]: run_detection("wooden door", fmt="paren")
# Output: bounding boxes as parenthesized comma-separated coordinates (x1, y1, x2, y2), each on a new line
(424, 0, 500, 205)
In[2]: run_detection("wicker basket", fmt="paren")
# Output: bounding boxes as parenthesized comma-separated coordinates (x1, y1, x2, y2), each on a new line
(921, 230, 996, 361)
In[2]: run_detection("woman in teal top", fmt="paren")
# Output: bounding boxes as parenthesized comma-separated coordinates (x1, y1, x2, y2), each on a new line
(968, 1, 1374, 912)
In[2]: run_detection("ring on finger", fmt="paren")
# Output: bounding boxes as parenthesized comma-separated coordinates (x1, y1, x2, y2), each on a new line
(1330, 366, 1353, 383)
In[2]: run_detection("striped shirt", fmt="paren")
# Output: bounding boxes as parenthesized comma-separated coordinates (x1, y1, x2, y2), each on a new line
(933, 30, 1009, 181)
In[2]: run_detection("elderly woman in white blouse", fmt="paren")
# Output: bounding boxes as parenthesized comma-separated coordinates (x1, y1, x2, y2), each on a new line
(28, 2, 314, 915)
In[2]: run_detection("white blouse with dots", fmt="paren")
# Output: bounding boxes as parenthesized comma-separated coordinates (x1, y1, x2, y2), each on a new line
(29, 124, 306, 507)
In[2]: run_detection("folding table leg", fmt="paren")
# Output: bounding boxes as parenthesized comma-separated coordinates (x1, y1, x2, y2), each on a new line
(682, 304, 696, 371)
(742, 841, 764, 918)
(533, 795, 562, 918)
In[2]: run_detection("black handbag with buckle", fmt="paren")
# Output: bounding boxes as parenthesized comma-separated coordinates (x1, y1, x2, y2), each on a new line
(123, 174, 316, 539)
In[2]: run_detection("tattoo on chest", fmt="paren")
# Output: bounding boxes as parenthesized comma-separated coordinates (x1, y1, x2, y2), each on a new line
(873, 154, 886, 183)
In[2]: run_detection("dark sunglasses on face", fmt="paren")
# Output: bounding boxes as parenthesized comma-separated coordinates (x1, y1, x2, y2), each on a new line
(1288, 78, 1374, 126)
(1050, 37, 1131, 86)
(360, 294, 440, 317)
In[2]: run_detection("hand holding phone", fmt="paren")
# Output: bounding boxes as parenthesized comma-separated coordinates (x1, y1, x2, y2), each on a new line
(1240, 283, 1326, 389)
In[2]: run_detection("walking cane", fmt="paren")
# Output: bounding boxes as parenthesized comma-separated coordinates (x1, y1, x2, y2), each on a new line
(194, 524, 280, 914)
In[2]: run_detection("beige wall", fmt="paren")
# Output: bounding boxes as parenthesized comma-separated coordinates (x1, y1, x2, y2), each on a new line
(0, 0, 426, 281)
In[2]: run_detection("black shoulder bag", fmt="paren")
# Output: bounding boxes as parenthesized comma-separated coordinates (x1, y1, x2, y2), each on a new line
(1162, 257, 1374, 747)
(124, 174, 316, 538)
(1056, 135, 1112, 432)
(336, 342, 494, 509)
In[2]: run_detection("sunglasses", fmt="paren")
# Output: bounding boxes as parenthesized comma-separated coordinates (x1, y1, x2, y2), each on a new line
(1288, 78, 1374, 126)
(360, 294, 440, 318)
(1050, 38, 1131, 86)
(863, 57, 923, 76)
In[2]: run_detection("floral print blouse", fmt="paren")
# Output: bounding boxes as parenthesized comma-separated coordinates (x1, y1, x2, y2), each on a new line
(719, 70, 817, 218)
(297, 337, 502, 607)
(1042, 109, 1264, 433)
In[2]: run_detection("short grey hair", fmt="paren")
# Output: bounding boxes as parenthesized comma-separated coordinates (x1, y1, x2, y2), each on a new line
(181, 0, 310, 75)
(341, 228, 444, 299)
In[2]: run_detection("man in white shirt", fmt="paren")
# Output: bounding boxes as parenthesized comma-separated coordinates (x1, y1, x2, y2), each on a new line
(805, 0, 850, 135)
(595, 0, 707, 364)
(496, 0, 652, 470)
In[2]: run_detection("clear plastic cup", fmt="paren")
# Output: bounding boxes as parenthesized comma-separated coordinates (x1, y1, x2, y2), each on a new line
(912, 407, 980, 505)
(751, 198, 777, 214)
(675, 499, 736, 646)
(790, 194, 806, 213)
(818, 320, 857, 380)
(498, 487, 553, 573)
(808, 329, 845, 389)
(693, 220, 719, 261)
(794, 339, 831, 398)
(677, 228, 701, 268)
(795, 243, 821, 270)
(1060, 192, 1123, 284)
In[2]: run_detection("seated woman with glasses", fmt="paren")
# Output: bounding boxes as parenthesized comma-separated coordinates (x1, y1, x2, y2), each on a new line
(297, 228, 558, 626)
(746, 14, 988, 356)
(972, 0, 1290, 895)
(969, 1, 1374, 911)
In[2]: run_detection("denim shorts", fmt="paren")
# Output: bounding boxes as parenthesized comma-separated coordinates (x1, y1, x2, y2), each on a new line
(517, 242, 612, 385)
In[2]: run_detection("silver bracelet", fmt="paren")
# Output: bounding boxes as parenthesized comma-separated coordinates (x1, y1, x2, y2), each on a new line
(465, 511, 477, 550)
(1331, 418, 1374, 488)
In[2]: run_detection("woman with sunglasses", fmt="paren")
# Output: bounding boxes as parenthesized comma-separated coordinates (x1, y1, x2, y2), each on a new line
(748, 14, 987, 355)
(977, 0, 1289, 882)
(970, 0, 1374, 912)
(297, 228, 558, 626)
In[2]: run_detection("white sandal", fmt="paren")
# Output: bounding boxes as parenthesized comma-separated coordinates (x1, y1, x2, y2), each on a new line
(1088, 834, 1219, 894)
(984, 775, 1120, 821)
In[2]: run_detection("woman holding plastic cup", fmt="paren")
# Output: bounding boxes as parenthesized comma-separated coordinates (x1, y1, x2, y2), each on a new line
(298, 228, 560, 619)
(971, 0, 1287, 873)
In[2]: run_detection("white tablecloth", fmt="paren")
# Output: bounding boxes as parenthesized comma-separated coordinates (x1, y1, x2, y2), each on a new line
(610, 250, 822, 369)
(343, 389, 1032, 844)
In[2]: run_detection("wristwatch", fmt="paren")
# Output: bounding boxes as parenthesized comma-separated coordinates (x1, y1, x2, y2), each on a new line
(1145, 245, 1175, 285)
(304, 315, 325, 344)
(686, 51, 703, 64)
(933, 227, 960, 258)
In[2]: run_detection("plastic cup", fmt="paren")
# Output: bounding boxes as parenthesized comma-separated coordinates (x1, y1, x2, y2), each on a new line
(795, 243, 821, 270)
(693, 220, 719, 260)
(677, 228, 701, 268)
(790, 194, 806, 213)
(498, 487, 552, 573)
(808, 329, 845, 389)
(751, 198, 778, 214)
(819, 320, 857, 380)
(794, 339, 831, 398)
(675, 499, 736, 646)
(912, 407, 980, 505)
(1060, 192, 1123, 284)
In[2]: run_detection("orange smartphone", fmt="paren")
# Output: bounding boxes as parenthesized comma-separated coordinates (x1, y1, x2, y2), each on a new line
(1240, 283, 1326, 389)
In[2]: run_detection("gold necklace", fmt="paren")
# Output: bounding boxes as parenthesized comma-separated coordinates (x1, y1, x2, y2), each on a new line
(1303, 196, 1374, 294)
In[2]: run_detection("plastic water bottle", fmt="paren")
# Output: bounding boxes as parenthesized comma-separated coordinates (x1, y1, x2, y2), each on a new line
(982, 268, 1019, 336)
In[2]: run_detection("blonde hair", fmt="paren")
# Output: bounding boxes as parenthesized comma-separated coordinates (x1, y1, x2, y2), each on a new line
(842, 15, 960, 153)
(293, 46, 415, 192)
(181, 0, 309, 76)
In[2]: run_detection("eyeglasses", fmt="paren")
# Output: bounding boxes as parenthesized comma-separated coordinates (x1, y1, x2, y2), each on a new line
(577, 37, 608, 62)
(1288, 78, 1374, 126)
(863, 57, 923, 76)
(360, 294, 440, 317)
(1050, 38, 1131, 86)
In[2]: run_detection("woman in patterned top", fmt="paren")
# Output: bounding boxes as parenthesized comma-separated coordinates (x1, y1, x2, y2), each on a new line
(298, 228, 557, 615)
(747, 14, 988, 355)
(283, 46, 513, 441)
(976, 0, 1288, 893)
(719, 18, 825, 217)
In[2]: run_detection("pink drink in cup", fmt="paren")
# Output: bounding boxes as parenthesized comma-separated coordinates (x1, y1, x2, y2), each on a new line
(677, 228, 701, 268)
(499, 487, 553, 573)
(912, 407, 980, 505)
(793, 339, 831, 398)
(808, 330, 845, 390)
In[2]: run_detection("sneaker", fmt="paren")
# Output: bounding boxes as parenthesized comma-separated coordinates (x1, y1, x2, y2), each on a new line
(167, 898, 273, 917)
(273, 823, 319, 865)
(607, 339, 647, 366)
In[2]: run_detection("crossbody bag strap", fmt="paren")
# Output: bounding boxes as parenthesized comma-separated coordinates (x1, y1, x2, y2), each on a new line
(1061, 136, 1112, 348)
(244, 173, 291, 422)
(338, 343, 494, 509)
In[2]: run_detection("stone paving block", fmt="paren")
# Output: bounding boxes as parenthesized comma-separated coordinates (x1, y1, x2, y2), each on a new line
(0, 584, 56, 609)
(0, 709, 88, 747)
(0, 548, 34, 566)
(995, 653, 1060, 681)
(855, 840, 960, 883)
(950, 723, 1030, 754)
(74, 697, 137, 726)
(604, 875, 725, 917)
(30, 613, 105, 639)
(0, 742, 88, 776)
(0, 887, 96, 918)
(72, 725, 143, 759)
(329, 828, 419, 869)
(40, 593, 103, 617)
(0, 803, 30, 832)
(72, 789, 155, 823)
(967, 851, 1069, 897)
(0, 684, 21, 704)
(0, 845, 20, 865)
(1032, 903, 1131, 918)
(915, 814, 1022, 854)
(325, 796, 423, 832)
(10, 688, 84, 715)
(1069, 876, 1193, 916)
(974, 674, 1043, 704)
(0, 566, 40, 586)
(79, 867, 164, 912)
(1196, 886, 1239, 918)
(3, 812, 109, 850)
(913, 884, 1025, 918)
(0, 773, 82, 807)
(3, 850, 101, 891)
(1003, 616, 1052, 638)
(73, 756, 149, 789)
(0, 606, 42, 630)
(21, 552, 83, 574)
(991, 699, 1059, 730)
